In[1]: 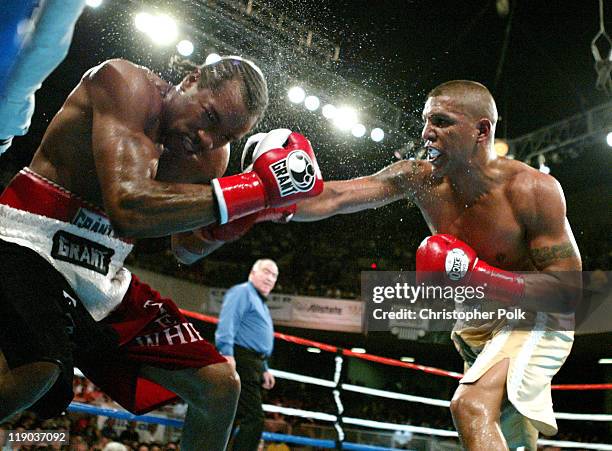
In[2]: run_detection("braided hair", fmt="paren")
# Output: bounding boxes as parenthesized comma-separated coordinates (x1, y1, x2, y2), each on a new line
(172, 55, 268, 124)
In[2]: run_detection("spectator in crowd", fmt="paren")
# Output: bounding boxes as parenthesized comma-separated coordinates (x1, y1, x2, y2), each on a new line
(101, 418, 118, 441)
(103, 442, 129, 451)
(119, 421, 140, 445)
(138, 423, 164, 444)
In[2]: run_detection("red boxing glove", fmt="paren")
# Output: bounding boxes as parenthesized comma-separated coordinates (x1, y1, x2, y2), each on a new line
(211, 129, 323, 224)
(416, 234, 525, 304)
(195, 204, 297, 243)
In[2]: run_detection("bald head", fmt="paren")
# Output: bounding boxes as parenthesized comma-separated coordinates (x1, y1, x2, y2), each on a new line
(427, 80, 498, 127)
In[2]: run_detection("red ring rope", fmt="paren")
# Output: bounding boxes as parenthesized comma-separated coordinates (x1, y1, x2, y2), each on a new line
(182, 310, 610, 390)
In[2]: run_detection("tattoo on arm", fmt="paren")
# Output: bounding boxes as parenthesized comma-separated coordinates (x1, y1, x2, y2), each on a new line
(531, 242, 576, 267)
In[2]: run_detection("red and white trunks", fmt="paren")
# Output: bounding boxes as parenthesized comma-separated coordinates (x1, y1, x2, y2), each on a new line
(0, 168, 225, 415)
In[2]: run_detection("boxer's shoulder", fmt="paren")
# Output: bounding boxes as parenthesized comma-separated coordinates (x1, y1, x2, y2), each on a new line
(82, 59, 165, 124)
(84, 59, 145, 85)
(503, 159, 565, 225)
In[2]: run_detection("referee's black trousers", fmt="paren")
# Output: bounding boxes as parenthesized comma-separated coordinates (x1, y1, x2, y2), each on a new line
(232, 346, 265, 451)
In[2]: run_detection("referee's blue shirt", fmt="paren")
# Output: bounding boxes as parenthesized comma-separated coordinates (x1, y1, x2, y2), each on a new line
(215, 281, 274, 370)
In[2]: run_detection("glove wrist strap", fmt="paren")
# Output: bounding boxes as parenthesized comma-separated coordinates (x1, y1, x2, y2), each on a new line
(472, 262, 526, 305)
(212, 172, 267, 224)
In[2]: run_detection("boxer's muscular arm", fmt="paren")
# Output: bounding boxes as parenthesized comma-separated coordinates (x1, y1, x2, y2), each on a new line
(171, 232, 223, 264)
(517, 172, 582, 312)
(293, 159, 428, 221)
(87, 60, 217, 238)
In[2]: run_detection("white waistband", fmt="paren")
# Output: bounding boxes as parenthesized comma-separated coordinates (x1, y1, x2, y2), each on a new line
(0, 204, 133, 320)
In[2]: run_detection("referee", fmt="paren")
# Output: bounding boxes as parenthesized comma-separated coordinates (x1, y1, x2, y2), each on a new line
(215, 259, 278, 451)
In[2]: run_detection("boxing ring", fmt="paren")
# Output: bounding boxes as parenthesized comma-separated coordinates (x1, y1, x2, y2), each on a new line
(0, 2, 609, 450)
(65, 309, 612, 451)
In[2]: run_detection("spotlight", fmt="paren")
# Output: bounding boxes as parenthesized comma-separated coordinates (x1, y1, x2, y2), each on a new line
(598, 358, 612, 364)
(205, 53, 221, 65)
(307, 347, 321, 353)
(135, 12, 178, 46)
(153, 14, 178, 46)
(607, 131, 612, 147)
(400, 357, 415, 363)
(304, 95, 320, 111)
(351, 124, 366, 138)
(176, 40, 194, 56)
(135, 12, 154, 33)
(371, 127, 384, 142)
(333, 106, 358, 131)
(288, 86, 306, 104)
(86, 0, 103, 7)
(350, 348, 366, 354)
(494, 138, 509, 156)
(322, 104, 337, 119)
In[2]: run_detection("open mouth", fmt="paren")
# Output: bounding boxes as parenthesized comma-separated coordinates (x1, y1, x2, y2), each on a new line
(182, 135, 196, 153)
(427, 147, 443, 164)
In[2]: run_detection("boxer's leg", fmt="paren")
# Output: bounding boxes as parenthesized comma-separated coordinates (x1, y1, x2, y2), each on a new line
(0, 349, 60, 421)
(140, 362, 240, 451)
(502, 405, 538, 451)
(450, 358, 510, 451)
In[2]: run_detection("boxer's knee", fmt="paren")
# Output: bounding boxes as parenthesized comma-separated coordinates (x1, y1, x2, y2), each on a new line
(192, 362, 240, 412)
(450, 389, 490, 425)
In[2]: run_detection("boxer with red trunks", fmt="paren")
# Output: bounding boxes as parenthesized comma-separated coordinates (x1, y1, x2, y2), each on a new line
(0, 57, 322, 450)
(291, 81, 582, 449)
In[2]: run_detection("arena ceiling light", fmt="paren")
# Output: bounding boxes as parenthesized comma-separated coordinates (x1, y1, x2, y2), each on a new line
(86, 0, 103, 7)
(598, 358, 612, 364)
(307, 347, 322, 353)
(494, 138, 509, 156)
(205, 53, 222, 65)
(135, 12, 154, 33)
(176, 40, 194, 56)
(304, 95, 320, 111)
(288, 86, 306, 104)
(134, 12, 178, 46)
(321, 103, 337, 119)
(350, 348, 366, 354)
(606, 131, 612, 147)
(351, 123, 366, 138)
(400, 357, 415, 363)
(333, 106, 358, 131)
(371, 127, 385, 142)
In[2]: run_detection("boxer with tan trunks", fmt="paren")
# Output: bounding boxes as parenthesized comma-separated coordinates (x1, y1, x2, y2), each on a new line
(0, 56, 322, 450)
(290, 81, 582, 450)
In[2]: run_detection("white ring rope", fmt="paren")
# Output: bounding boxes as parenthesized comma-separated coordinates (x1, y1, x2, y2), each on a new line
(342, 383, 451, 408)
(269, 368, 612, 421)
(269, 369, 336, 387)
(538, 439, 612, 450)
(343, 417, 459, 438)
